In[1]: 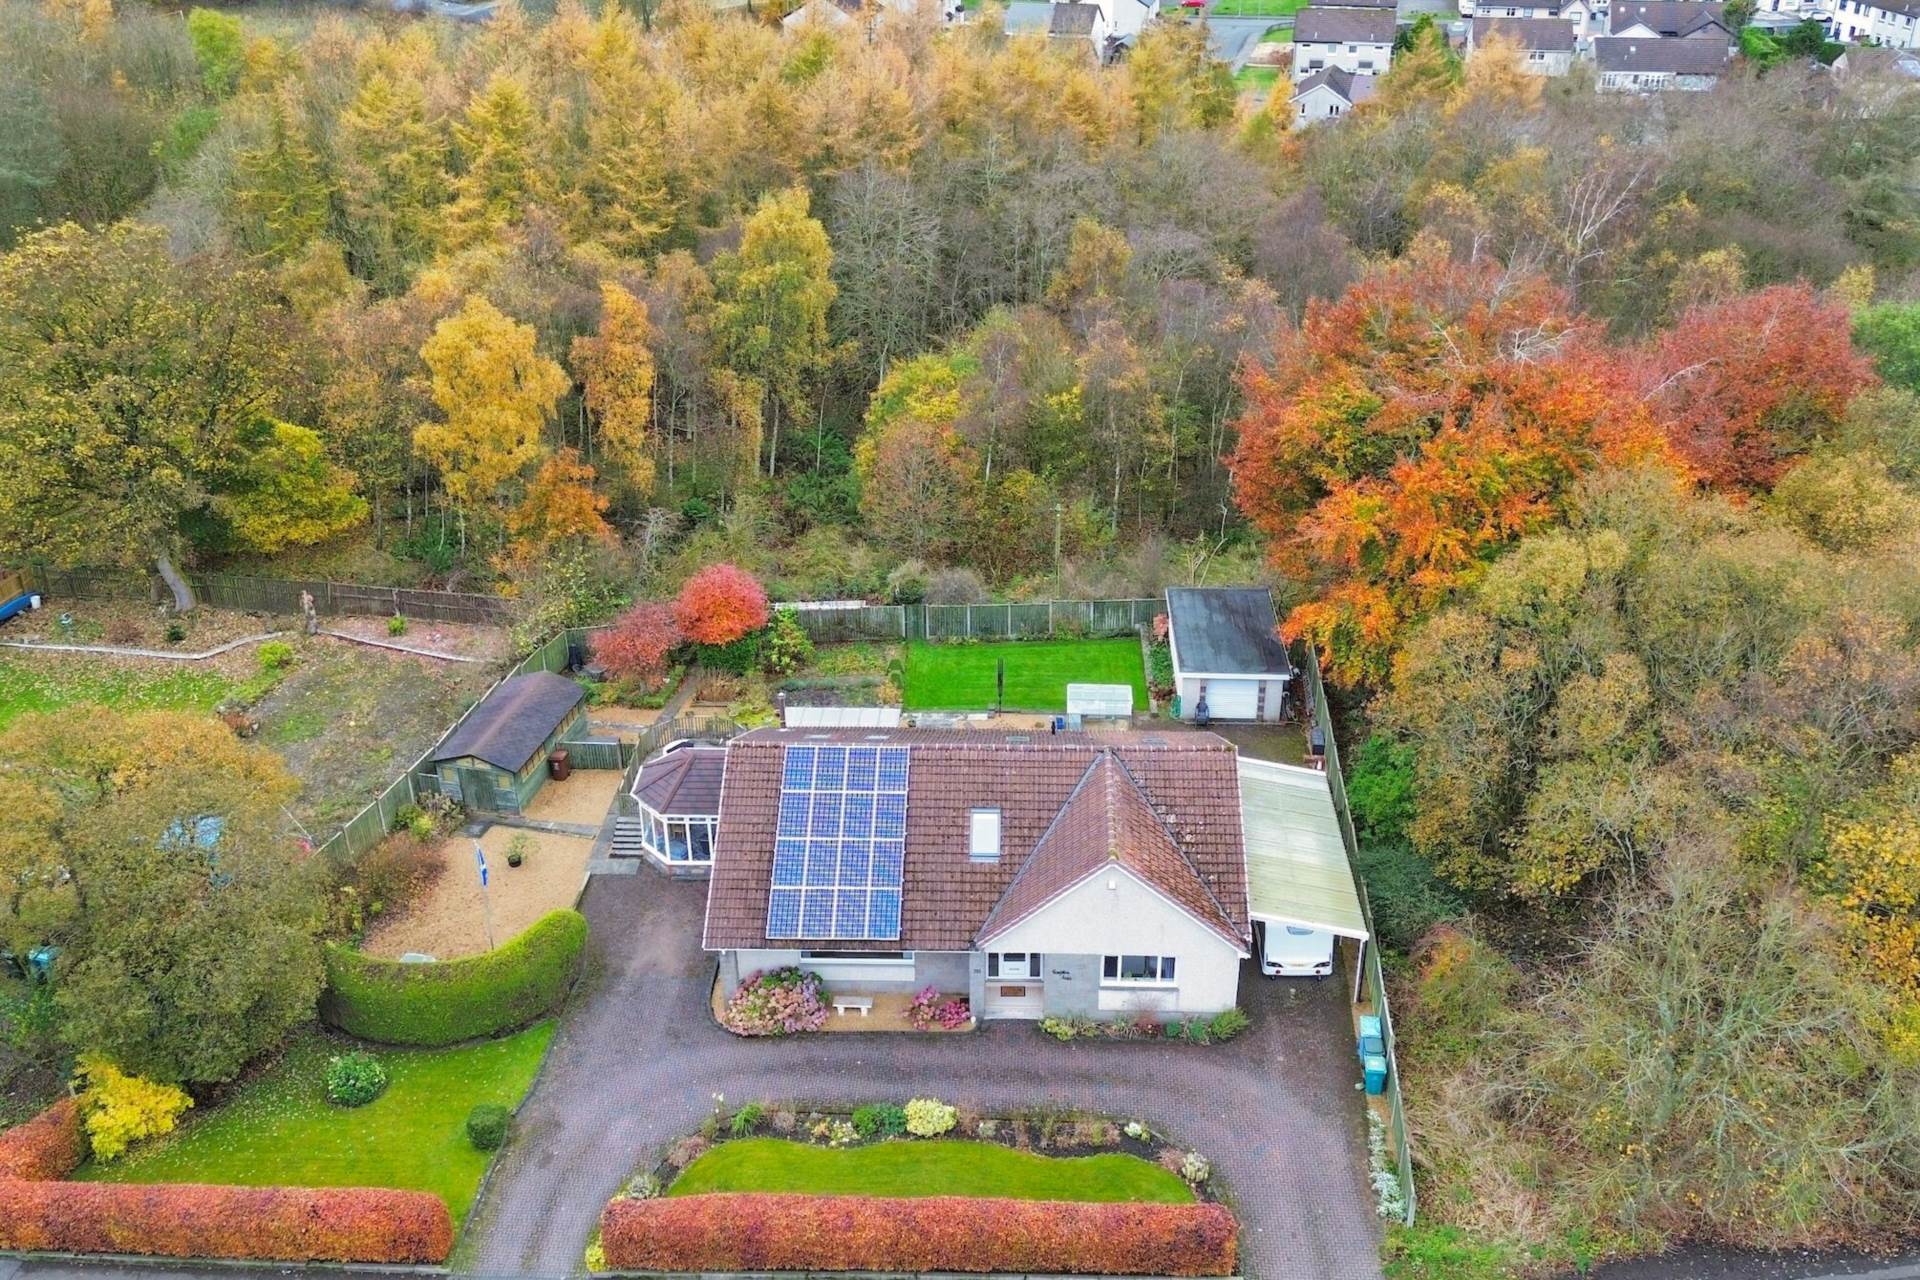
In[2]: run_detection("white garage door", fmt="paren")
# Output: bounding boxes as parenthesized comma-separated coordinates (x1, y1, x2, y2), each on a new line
(1202, 679, 1259, 721)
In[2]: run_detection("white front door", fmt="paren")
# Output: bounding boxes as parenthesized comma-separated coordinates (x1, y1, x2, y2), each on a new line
(983, 952, 1045, 1019)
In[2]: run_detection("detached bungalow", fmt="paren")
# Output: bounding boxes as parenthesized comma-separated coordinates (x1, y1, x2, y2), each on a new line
(1470, 16, 1578, 71)
(1595, 32, 1731, 86)
(1165, 587, 1295, 723)
(703, 729, 1254, 1020)
(432, 672, 587, 813)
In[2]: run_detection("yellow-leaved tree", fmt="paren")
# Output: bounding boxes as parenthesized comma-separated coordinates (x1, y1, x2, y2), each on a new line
(415, 295, 569, 547)
(572, 281, 658, 495)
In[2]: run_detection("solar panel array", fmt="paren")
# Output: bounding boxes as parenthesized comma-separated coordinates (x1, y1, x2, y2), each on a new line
(767, 744, 909, 940)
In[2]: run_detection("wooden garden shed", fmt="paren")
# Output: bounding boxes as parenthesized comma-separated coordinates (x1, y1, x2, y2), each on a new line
(432, 672, 587, 814)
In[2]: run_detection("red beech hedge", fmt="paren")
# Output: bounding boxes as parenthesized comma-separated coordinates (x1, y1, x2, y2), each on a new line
(0, 1100, 453, 1265)
(0, 1180, 453, 1264)
(599, 1193, 1238, 1276)
(0, 1098, 85, 1182)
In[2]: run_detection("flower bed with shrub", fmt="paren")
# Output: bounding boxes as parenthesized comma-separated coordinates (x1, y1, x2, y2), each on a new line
(906, 984, 973, 1030)
(599, 1192, 1237, 1275)
(321, 907, 587, 1045)
(0, 1099, 453, 1264)
(717, 967, 828, 1036)
(1039, 1006, 1251, 1044)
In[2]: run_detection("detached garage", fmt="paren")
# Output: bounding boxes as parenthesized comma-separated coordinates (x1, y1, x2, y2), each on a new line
(1165, 587, 1294, 723)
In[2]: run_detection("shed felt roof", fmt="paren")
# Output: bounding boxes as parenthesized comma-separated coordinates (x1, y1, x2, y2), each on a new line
(433, 673, 584, 772)
(1166, 587, 1295, 678)
(1292, 6, 1400, 42)
(1239, 758, 1368, 941)
(702, 728, 1250, 953)
(633, 746, 728, 817)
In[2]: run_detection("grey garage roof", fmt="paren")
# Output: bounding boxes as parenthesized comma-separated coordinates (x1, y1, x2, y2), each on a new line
(1166, 587, 1295, 678)
(1239, 758, 1368, 941)
(434, 672, 584, 772)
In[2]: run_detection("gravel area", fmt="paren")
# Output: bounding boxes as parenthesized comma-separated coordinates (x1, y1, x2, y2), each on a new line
(522, 769, 624, 826)
(360, 827, 593, 960)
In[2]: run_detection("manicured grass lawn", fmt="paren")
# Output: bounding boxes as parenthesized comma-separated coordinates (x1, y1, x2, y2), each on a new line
(1210, 0, 1307, 17)
(903, 638, 1148, 713)
(0, 654, 235, 731)
(670, 1138, 1195, 1203)
(80, 1022, 555, 1229)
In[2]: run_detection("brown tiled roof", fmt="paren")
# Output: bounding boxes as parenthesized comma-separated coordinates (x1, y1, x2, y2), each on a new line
(702, 728, 1249, 953)
(977, 754, 1244, 949)
(633, 746, 727, 817)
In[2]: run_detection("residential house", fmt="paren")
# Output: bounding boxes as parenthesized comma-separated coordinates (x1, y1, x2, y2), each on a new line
(1563, 0, 1610, 42)
(703, 730, 1255, 1019)
(1290, 5, 1399, 80)
(1608, 0, 1731, 36)
(1829, 0, 1920, 47)
(1471, 0, 1562, 17)
(1043, 0, 1158, 58)
(1594, 32, 1733, 85)
(1836, 44, 1920, 77)
(431, 672, 588, 814)
(1470, 15, 1578, 70)
(782, 0, 963, 31)
(1290, 66, 1379, 124)
(1165, 587, 1296, 722)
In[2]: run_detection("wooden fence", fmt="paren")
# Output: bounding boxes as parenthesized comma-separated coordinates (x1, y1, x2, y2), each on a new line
(1307, 648, 1417, 1226)
(26, 566, 516, 626)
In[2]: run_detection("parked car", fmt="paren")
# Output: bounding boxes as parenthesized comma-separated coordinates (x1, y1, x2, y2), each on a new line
(1257, 921, 1334, 978)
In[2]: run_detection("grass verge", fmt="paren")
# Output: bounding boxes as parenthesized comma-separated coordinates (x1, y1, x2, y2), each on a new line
(0, 654, 237, 732)
(668, 1137, 1194, 1203)
(79, 1021, 555, 1230)
(902, 638, 1148, 712)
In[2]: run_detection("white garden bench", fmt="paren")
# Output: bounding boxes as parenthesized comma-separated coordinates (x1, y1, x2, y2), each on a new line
(832, 996, 874, 1017)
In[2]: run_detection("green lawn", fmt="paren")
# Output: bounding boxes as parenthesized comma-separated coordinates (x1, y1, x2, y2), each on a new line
(1235, 65, 1283, 93)
(80, 1022, 555, 1228)
(903, 638, 1148, 713)
(1210, 0, 1307, 18)
(0, 654, 237, 731)
(670, 1138, 1195, 1203)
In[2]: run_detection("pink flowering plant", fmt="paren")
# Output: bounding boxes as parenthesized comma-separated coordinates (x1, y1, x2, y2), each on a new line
(720, 968, 829, 1036)
(906, 986, 971, 1031)
(935, 998, 971, 1030)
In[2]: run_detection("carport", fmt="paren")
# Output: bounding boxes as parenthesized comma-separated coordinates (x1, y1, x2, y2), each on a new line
(1237, 757, 1372, 1002)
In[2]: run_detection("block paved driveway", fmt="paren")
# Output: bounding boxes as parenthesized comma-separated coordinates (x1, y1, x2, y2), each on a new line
(462, 870, 1383, 1280)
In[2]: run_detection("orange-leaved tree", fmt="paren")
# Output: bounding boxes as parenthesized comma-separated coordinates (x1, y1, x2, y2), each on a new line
(593, 602, 682, 689)
(1230, 240, 1671, 686)
(673, 563, 770, 646)
(1636, 283, 1877, 492)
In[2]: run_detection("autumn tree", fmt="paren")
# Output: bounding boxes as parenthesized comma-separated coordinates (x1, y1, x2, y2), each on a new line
(228, 85, 332, 263)
(712, 187, 838, 476)
(336, 54, 449, 290)
(673, 563, 771, 645)
(572, 281, 658, 495)
(0, 708, 325, 1084)
(592, 601, 683, 689)
(446, 73, 541, 250)
(854, 351, 980, 562)
(415, 294, 570, 546)
(507, 447, 614, 559)
(0, 223, 319, 610)
(1231, 241, 1668, 684)
(211, 420, 367, 553)
(1638, 284, 1878, 490)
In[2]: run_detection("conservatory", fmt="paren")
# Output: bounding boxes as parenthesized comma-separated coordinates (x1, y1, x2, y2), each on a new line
(627, 743, 725, 866)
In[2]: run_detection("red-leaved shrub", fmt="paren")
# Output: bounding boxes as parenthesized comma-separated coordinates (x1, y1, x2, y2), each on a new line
(600, 1193, 1238, 1276)
(672, 564, 770, 646)
(0, 1098, 86, 1182)
(0, 1100, 452, 1265)
(0, 1180, 453, 1264)
(593, 602, 683, 688)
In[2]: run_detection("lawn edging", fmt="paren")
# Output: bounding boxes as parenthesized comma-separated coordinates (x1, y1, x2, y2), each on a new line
(322, 908, 588, 1046)
(600, 1193, 1238, 1276)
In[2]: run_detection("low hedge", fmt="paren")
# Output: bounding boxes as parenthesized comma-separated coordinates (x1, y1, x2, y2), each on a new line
(599, 1192, 1238, 1276)
(0, 1098, 85, 1182)
(321, 908, 587, 1045)
(0, 1180, 453, 1263)
(0, 1100, 452, 1265)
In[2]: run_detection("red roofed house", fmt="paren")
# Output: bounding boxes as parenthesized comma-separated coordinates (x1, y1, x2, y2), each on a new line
(702, 728, 1253, 1020)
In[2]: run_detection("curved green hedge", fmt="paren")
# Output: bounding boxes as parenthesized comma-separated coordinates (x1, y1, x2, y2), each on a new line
(321, 909, 588, 1046)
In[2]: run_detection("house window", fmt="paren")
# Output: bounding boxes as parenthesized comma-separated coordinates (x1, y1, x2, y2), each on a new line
(969, 808, 1002, 861)
(641, 810, 717, 863)
(1103, 954, 1177, 984)
(988, 952, 1041, 979)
